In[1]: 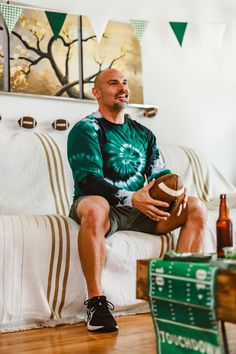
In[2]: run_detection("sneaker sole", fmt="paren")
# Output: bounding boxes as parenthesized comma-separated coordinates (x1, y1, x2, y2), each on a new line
(87, 324, 119, 333)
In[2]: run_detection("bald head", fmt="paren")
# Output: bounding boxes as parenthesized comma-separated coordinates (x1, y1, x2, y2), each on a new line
(94, 68, 121, 89)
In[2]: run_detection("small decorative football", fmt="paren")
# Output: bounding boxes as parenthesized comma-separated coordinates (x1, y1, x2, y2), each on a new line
(18, 116, 37, 129)
(52, 119, 70, 131)
(149, 174, 185, 214)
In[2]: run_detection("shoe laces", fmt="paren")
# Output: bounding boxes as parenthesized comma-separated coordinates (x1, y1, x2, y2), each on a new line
(84, 296, 115, 312)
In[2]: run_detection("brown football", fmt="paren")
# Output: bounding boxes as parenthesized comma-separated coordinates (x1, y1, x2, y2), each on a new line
(149, 174, 185, 214)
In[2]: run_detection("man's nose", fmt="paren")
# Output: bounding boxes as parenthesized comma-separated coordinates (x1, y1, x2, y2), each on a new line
(118, 82, 126, 90)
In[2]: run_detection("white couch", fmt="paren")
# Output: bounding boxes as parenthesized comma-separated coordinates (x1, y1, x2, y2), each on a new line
(1, 120, 236, 332)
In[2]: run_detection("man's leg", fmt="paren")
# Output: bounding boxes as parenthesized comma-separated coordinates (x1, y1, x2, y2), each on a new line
(156, 196, 207, 253)
(75, 195, 118, 332)
(76, 195, 110, 298)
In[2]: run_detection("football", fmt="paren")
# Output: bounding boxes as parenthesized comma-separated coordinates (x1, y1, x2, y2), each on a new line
(18, 116, 37, 129)
(52, 119, 70, 131)
(149, 174, 185, 214)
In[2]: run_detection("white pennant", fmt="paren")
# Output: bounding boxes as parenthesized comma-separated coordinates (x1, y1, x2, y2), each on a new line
(88, 15, 108, 43)
(184, 23, 226, 48)
(0, 3, 22, 33)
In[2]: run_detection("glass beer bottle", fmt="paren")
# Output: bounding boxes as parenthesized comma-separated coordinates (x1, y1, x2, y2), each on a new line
(216, 194, 233, 258)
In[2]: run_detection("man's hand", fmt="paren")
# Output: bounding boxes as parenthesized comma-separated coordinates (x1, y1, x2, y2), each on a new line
(132, 179, 170, 221)
(176, 188, 188, 216)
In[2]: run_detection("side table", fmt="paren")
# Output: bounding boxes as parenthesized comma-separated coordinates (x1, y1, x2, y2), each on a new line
(136, 259, 236, 353)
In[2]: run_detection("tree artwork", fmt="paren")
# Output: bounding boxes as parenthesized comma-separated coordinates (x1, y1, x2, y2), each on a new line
(0, 6, 143, 103)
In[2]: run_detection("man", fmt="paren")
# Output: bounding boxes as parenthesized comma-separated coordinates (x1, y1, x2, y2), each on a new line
(67, 68, 206, 333)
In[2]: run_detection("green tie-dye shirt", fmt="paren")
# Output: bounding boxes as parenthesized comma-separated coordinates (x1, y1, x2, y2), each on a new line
(67, 111, 171, 206)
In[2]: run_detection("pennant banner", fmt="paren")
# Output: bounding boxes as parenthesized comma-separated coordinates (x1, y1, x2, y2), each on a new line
(129, 19, 149, 42)
(0, 4, 22, 33)
(169, 22, 188, 46)
(45, 11, 67, 39)
(184, 23, 226, 48)
(88, 16, 108, 43)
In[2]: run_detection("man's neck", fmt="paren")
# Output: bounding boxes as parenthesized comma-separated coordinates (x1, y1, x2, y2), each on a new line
(98, 107, 125, 124)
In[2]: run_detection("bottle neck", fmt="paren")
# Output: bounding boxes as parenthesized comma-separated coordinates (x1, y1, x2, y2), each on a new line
(218, 197, 229, 219)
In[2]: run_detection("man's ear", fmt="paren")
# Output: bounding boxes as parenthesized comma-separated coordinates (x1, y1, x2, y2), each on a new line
(92, 87, 101, 99)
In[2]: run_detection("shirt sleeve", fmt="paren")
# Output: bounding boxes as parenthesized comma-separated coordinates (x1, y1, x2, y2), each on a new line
(145, 130, 172, 182)
(67, 119, 134, 206)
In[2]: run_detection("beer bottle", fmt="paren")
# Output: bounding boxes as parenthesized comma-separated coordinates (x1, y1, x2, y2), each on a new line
(216, 194, 233, 258)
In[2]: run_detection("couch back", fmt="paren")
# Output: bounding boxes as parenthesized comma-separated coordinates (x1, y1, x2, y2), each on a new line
(1, 121, 235, 215)
(0, 125, 73, 215)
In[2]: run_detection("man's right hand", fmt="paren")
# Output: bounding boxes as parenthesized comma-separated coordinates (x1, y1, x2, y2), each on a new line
(132, 179, 170, 221)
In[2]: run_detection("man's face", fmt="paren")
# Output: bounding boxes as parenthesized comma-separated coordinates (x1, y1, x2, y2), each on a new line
(93, 70, 130, 111)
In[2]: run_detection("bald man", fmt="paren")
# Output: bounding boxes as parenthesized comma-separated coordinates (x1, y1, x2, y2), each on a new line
(67, 68, 206, 333)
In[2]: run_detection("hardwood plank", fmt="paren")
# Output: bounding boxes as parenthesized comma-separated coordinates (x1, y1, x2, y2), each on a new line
(136, 259, 236, 323)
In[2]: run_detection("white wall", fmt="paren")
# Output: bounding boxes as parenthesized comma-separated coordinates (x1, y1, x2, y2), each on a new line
(1, 0, 236, 184)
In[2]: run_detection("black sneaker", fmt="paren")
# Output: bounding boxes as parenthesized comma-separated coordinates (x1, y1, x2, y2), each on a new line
(84, 295, 118, 332)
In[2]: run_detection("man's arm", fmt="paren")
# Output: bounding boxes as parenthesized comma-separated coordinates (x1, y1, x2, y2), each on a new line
(79, 174, 134, 206)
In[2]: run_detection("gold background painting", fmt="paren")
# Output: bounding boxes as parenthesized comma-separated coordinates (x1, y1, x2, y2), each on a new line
(0, 5, 144, 104)
(82, 16, 144, 104)
(9, 9, 79, 98)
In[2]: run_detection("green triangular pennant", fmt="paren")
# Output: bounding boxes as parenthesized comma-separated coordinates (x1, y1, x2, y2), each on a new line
(129, 19, 149, 42)
(45, 11, 67, 39)
(0, 4, 22, 33)
(169, 22, 188, 46)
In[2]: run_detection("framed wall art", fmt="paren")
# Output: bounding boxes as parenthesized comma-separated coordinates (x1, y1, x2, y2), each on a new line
(0, 3, 144, 104)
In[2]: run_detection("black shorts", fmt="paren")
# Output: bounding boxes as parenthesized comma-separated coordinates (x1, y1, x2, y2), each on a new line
(69, 196, 157, 237)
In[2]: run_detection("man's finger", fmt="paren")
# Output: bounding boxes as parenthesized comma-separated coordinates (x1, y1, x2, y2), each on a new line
(146, 178, 156, 190)
(177, 204, 183, 216)
(150, 205, 170, 218)
(182, 189, 188, 209)
(151, 199, 169, 209)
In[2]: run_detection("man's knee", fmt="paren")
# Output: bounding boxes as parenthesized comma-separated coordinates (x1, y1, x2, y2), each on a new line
(77, 196, 110, 229)
(187, 196, 207, 226)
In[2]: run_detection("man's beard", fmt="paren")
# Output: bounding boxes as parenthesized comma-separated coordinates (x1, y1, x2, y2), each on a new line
(112, 101, 128, 111)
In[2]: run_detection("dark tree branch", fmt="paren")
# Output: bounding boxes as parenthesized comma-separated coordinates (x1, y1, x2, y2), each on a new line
(55, 79, 80, 96)
(57, 36, 78, 81)
(108, 53, 126, 68)
(12, 30, 46, 58)
(46, 36, 66, 84)
(82, 35, 96, 42)
(58, 35, 78, 47)
(65, 45, 71, 80)
(82, 33, 107, 42)
(94, 57, 102, 72)
(13, 56, 35, 64)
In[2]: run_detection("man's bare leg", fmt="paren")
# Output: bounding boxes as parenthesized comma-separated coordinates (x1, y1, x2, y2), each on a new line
(156, 196, 207, 253)
(76, 196, 111, 299)
(76, 196, 118, 332)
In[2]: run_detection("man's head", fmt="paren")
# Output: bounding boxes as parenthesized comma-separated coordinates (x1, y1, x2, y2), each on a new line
(92, 69, 130, 112)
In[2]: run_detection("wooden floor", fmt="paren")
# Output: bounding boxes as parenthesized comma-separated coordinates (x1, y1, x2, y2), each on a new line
(0, 314, 235, 354)
(0, 314, 156, 354)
